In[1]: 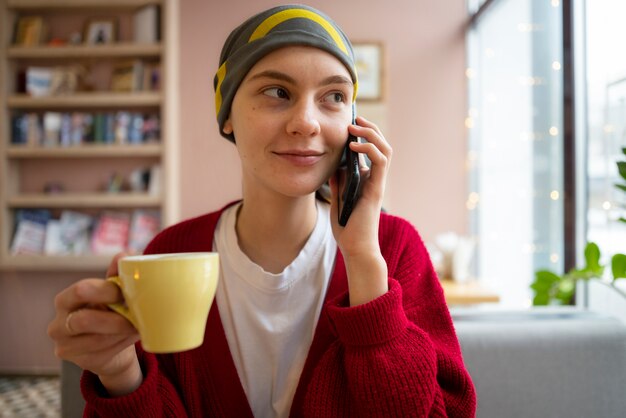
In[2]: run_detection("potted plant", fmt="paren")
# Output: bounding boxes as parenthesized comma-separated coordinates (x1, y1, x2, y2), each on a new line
(531, 147, 626, 305)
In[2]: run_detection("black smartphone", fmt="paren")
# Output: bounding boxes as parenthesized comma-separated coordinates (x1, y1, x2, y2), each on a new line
(338, 129, 361, 227)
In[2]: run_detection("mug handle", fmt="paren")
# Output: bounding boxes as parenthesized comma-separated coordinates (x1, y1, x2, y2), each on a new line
(106, 276, 138, 329)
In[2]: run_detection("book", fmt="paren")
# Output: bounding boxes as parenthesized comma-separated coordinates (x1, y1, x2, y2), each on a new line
(70, 112, 84, 145)
(10, 209, 51, 255)
(44, 220, 65, 255)
(104, 113, 115, 144)
(43, 112, 62, 147)
(142, 114, 160, 142)
(111, 60, 144, 92)
(82, 114, 94, 143)
(128, 113, 144, 144)
(60, 113, 72, 146)
(59, 210, 93, 254)
(93, 113, 105, 143)
(115, 112, 131, 144)
(142, 62, 160, 91)
(14, 16, 47, 46)
(91, 211, 131, 255)
(148, 164, 162, 196)
(11, 114, 28, 145)
(25, 113, 42, 147)
(133, 5, 160, 43)
(128, 210, 160, 253)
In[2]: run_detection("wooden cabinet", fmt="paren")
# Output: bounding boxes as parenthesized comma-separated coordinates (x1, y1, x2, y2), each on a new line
(0, 0, 179, 270)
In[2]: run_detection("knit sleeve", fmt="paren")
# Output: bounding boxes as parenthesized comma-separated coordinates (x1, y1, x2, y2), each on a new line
(79, 212, 222, 417)
(80, 350, 188, 417)
(304, 216, 477, 417)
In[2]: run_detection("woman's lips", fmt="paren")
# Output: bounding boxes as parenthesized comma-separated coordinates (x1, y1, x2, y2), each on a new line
(273, 151, 324, 166)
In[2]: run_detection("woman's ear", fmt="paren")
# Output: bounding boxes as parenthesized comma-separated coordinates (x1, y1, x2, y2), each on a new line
(223, 117, 233, 135)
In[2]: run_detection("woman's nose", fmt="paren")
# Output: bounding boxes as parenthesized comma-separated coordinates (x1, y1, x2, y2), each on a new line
(285, 100, 321, 137)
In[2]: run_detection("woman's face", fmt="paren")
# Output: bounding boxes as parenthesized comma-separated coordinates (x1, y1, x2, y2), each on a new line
(223, 46, 354, 200)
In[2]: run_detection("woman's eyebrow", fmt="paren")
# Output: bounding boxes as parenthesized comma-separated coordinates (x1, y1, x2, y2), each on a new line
(246, 71, 353, 88)
(318, 75, 353, 87)
(247, 70, 296, 84)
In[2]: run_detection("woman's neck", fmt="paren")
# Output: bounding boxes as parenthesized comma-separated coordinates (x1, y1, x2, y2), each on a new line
(235, 192, 319, 274)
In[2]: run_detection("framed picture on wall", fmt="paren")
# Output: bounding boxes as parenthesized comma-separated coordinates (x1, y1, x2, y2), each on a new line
(352, 42, 384, 101)
(84, 19, 117, 44)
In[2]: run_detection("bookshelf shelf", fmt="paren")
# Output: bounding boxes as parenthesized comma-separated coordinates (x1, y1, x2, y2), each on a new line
(7, 144, 162, 158)
(7, 92, 162, 109)
(7, 43, 162, 59)
(8, 193, 161, 208)
(7, 0, 162, 11)
(0, 254, 112, 271)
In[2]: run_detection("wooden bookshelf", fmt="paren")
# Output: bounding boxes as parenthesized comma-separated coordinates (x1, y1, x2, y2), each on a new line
(0, 0, 179, 270)
(7, 143, 162, 158)
(7, 0, 162, 11)
(8, 193, 161, 208)
(0, 254, 114, 271)
(7, 43, 162, 59)
(7, 92, 162, 109)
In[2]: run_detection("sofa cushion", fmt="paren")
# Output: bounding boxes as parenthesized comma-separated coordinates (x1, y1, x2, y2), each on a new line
(453, 309, 626, 418)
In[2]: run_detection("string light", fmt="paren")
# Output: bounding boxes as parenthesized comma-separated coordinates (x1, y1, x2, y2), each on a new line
(602, 201, 612, 210)
(552, 61, 562, 71)
(518, 76, 545, 86)
(523, 243, 537, 254)
(466, 192, 480, 210)
(465, 117, 474, 129)
(550, 191, 560, 200)
(549, 126, 559, 136)
(551, 0, 560, 7)
(517, 23, 543, 32)
(465, 151, 478, 171)
(465, 68, 475, 79)
(550, 253, 559, 263)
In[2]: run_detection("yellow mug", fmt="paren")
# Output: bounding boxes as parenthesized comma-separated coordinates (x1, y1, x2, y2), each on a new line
(107, 252, 219, 353)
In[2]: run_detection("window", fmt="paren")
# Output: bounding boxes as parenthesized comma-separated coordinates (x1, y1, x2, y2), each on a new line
(467, 0, 565, 307)
(584, 0, 626, 264)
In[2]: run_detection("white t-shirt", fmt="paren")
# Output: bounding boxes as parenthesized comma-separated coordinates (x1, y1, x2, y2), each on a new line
(213, 200, 337, 418)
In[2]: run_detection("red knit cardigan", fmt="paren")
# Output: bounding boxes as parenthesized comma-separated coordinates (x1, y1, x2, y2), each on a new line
(81, 204, 477, 417)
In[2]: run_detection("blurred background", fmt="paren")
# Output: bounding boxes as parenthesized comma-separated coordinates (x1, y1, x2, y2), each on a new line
(0, 0, 624, 406)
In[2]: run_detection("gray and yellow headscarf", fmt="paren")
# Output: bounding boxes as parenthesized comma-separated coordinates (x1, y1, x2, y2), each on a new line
(213, 4, 358, 142)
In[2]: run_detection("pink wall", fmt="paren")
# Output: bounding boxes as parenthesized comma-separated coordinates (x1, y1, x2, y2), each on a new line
(0, 0, 468, 372)
(179, 0, 469, 241)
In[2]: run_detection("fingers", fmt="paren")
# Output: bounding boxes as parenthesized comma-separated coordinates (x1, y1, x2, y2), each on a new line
(54, 331, 138, 359)
(67, 308, 136, 337)
(350, 116, 393, 159)
(106, 252, 130, 278)
(54, 278, 123, 314)
(48, 305, 136, 342)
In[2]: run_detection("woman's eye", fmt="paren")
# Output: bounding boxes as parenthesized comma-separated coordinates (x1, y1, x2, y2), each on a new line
(263, 87, 289, 99)
(324, 92, 345, 103)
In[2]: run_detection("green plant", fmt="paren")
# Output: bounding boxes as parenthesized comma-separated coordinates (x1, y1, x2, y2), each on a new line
(531, 148, 626, 306)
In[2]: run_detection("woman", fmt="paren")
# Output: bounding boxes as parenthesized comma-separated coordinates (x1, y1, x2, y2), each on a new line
(48, 5, 476, 417)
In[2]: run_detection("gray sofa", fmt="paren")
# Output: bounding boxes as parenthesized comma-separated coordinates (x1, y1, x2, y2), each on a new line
(452, 307, 626, 418)
(62, 307, 626, 418)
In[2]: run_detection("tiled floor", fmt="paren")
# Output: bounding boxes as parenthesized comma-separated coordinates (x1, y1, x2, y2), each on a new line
(0, 376, 60, 418)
